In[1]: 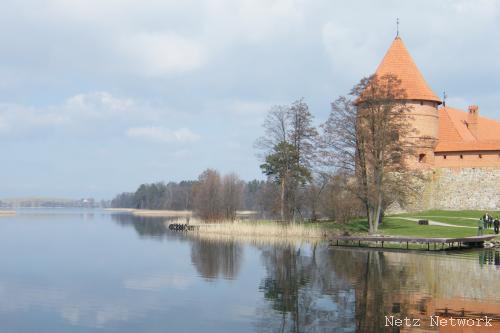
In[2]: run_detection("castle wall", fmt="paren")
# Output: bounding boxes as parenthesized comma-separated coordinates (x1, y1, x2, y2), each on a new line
(407, 167, 500, 211)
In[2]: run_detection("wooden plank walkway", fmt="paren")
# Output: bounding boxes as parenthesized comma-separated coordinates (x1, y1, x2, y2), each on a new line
(329, 235, 498, 250)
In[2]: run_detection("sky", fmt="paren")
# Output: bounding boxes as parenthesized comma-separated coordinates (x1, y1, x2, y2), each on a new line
(1, 0, 499, 200)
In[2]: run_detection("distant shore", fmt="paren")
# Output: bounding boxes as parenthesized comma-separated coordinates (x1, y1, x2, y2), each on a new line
(0, 210, 16, 216)
(104, 208, 192, 217)
(104, 208, 259, 218)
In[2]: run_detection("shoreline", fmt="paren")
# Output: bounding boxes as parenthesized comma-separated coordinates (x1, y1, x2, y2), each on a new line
(0, 210, 16, 216)
(104, 208, 192, 217)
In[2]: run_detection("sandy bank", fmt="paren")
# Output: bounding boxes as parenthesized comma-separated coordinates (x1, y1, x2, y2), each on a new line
(0, 210, 16, 216)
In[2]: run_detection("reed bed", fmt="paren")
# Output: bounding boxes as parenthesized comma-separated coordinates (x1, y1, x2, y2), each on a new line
(187, 230, 321, 246)
(190, 219, 326, 240)
(132, 209, 192, 217)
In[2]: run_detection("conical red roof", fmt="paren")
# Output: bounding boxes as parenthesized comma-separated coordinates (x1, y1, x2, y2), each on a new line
(375, 37, 441, 103)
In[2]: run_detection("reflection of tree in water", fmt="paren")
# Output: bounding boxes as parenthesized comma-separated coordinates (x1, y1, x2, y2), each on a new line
(257, 245, 424, 333)
(327, 249, 410, 332)
(110, 213, 185, 240)
(190, 239, 243, 280)
(257, 244, 356, 333)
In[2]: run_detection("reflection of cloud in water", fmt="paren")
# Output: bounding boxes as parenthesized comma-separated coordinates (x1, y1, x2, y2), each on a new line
(124, 274, 193, 291)
(0, 279, 161, 329)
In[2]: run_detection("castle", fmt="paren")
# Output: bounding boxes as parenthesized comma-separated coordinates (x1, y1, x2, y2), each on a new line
(374, 36, 500, 210)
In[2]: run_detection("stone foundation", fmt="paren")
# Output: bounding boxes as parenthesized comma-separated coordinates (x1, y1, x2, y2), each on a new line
(403, 167, 500, 211)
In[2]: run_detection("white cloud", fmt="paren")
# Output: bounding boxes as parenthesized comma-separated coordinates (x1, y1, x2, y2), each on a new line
(321, 22, 380, 79)
(65, 92, 134, 117)
(126, 126, 199, 143)
(0, 92, 179, 136)
(204, 0, 305, 44)
(123, 274, 193, 291)
(116, 32, 205, 76)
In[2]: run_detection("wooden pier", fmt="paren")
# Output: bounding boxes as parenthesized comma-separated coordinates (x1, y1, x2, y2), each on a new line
(329, 235, 498, 251)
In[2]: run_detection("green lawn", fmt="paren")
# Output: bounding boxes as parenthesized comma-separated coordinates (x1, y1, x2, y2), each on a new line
(255, 210, 499, 239)
(308, 219, 369, 234)
(390, 210, 500, 228)
(395, 209, 500, 219)
(314, 210, 499, 239)
(380, 218, 495, 238)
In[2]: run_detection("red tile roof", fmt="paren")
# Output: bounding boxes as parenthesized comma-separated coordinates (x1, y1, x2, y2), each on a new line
(375, 37, 441, 103)
(435, 107, 500, 152)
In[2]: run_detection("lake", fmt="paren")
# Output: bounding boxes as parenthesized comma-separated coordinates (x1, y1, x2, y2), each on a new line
(0, 209, 498, 332)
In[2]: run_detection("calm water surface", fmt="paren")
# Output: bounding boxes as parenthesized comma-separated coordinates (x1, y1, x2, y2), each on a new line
(0, 209, 499, 332)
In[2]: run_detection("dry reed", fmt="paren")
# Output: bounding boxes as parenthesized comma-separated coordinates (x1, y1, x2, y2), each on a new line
(189, 219, 326, 240)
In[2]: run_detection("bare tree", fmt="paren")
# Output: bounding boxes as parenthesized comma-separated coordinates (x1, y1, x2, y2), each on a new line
(256, 106, 293, 221)
(222, 173, 244, 221)
(193, 169, 223, 221)
(288, 99, 319, 221)
(322, 74, 416, 233)
(256, 100, 318, 222)
(288, 99, 318, 170)
(303, 172, 330, 221)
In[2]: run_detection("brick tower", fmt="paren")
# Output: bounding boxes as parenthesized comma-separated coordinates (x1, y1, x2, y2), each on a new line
(374, 37, 442, 167)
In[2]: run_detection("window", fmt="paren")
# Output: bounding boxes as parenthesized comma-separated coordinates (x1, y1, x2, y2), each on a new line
(443, 155, 447, 159)
(418, 154, 426, 163)
(479, 154, 482, 158)
(420, 101, 423, 106)
(460, 154, 463, 159)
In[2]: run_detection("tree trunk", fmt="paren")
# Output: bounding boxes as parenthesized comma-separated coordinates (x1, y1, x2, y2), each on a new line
(280, 177, 286, 221)
(368, 207, 377, 234)
(373, 192, 383, 233)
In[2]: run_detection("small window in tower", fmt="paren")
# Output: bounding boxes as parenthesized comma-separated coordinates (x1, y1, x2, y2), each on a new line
(460, 154, 463, 159)
(443, 155, 447, 159)
(420, 101, 423, 106)
(479, 154, 482, 158)
(418, 154, 426, 163)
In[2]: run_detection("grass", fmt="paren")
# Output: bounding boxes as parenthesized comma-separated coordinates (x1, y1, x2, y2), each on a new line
(395, 209, 500, 219)
(388, 210, 500, 232)
(380, 218, 495, 238)
(306, 219, 369, 234)
(330, 210, 499, 239)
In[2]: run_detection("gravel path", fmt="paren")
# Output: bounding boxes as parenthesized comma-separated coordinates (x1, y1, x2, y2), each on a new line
(388, 217, 476, 229)
(414, 215, 478, 220)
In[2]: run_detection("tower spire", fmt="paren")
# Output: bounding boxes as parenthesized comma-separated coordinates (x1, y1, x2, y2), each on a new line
(396, 18, 400, 38)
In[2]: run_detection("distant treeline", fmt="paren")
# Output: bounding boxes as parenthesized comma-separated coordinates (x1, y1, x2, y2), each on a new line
(110, 168, 359, 221)
(111, 173, 276, 219)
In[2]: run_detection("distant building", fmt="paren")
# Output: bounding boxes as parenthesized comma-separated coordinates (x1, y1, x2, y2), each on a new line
(373, 37, 500, 210)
